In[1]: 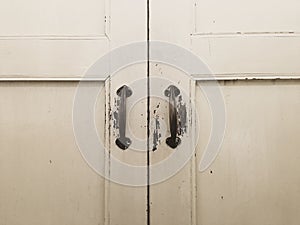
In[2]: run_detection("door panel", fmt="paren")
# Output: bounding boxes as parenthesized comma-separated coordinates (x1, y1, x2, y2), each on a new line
(0, 82, 105, 225)
(191, 35, 300, 77)
(195, 80, 300, 225)
(194, 0, 300, 33)
(0, 39, 109, 77)
(0, 0, 106, 36)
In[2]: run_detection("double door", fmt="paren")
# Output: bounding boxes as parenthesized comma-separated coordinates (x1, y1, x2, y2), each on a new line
(1, 0, 300, 224)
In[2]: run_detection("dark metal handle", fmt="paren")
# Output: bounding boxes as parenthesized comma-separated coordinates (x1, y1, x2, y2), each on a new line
(164, 85, 181, 149)
(115, 85, 132, 150)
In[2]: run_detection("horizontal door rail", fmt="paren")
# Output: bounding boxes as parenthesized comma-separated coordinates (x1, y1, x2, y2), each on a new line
(0, 75, 300, 82)
(192, 74, 300, 81)
(0, 77, 107, 82)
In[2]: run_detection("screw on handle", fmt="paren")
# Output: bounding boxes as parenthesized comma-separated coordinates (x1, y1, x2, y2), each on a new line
(164, 85, 181, 149)
(115, 85, 132, 150)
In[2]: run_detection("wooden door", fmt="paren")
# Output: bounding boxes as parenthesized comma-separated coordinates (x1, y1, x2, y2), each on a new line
(0, 0, 148, 225)
(1, 0, 300, 225)
(149, 0, 300, 225)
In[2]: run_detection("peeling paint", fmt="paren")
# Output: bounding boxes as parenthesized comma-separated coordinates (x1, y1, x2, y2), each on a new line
(177, 95, 187, 136)
(152, 115, 161, 151)
(151, 90, 188, 150)
(152, 103, 162, 151)
(112, 97, 120, 137)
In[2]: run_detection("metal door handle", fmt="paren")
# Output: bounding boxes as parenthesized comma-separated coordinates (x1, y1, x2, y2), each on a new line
(115, 85, 132, 150)
(164, 85, 181, 149)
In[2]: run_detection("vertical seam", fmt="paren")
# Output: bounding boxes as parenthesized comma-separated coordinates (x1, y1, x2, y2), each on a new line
(146, 0, 151, 224)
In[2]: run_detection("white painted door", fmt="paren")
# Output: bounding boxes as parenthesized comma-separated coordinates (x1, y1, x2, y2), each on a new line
(1, 0, 300, 224)
(0, 0, 148, 224)
(149, 0, 300, 225)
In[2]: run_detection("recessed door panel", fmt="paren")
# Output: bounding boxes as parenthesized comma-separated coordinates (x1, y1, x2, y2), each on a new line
(0, 0, 106, 36)
(0, 82, 105, 225)
(195, 0, 300, 33)
(195, 80, 300, 225)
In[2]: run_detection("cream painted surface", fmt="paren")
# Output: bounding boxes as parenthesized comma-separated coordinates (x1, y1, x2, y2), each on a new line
(1, 0, 300, 225)
(105, 0, 148, 224)
(150, 0, 300, 77)
(194, 0, 300, 33)
(107, 64, 148, 225)
(0, 0, 105, 36)
(0, 0, 148, 78)
(196, 80, 300, 225)
(191, 35, 300, 76)
(109, 0, 146, 47)
(192, 0, 300, 77)
(0, 0, 109, 77)
(0, 0, 148, 224)
(2, 0, 300, 78)
(0, 39, 109, 77)
(149, 63, 194, 225)
(150, 1, 300, 223)
(0, 82, 105, 225)
(150, 0, 192, 47)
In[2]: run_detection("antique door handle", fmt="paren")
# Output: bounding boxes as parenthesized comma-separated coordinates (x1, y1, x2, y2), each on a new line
(164, 85, 181, 149)
(115, 85, 132, 150)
